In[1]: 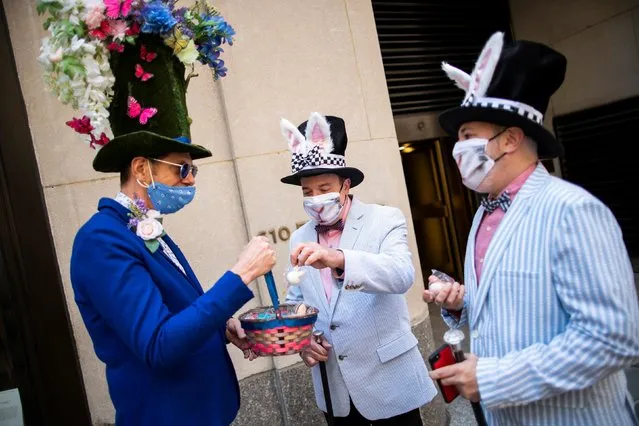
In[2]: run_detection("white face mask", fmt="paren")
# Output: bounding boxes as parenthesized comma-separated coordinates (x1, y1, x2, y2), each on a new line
(452, 133, 506, 192)
(303, 192, 344, 225)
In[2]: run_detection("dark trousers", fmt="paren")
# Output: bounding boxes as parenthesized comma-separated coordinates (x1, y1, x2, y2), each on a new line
(324, 399, 423, 426)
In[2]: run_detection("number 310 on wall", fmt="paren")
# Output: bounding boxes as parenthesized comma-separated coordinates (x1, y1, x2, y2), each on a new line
(257, 221, 306, 244)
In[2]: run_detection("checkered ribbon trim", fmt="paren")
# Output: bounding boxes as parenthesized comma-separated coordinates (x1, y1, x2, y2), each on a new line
(463, 95, 544, 125)
(481, 191, 511, 213)
(291, 144, 346, 173)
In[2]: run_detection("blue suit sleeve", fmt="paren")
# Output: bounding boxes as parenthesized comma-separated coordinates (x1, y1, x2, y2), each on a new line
(72, 226, 254, 369)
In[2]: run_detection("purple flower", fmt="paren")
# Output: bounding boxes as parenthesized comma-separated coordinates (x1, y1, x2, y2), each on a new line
(134, 197, 148, 213)
(173, 7, 187, 23)
(181, 26, 194, 39)
(128, 217, 139, 229)
(141, 1, 177, 34)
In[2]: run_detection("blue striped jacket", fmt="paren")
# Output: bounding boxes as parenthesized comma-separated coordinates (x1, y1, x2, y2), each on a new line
(444, 164, 639, 425)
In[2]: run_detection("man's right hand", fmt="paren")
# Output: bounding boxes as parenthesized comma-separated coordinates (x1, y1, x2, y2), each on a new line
(231, 236, 277, 285)
(300, 336, 332, 367)
(422, 274, 465, 311)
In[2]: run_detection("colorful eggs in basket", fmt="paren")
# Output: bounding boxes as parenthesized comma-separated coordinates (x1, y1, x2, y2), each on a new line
(295, 303, 307, 316)
(240, 304, 310, 321)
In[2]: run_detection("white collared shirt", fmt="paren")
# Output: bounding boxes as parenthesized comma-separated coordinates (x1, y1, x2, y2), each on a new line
(114, 192, 186, 275)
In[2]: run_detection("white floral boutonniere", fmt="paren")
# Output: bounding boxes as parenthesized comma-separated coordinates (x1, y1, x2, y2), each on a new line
(127, 197, 165, 253)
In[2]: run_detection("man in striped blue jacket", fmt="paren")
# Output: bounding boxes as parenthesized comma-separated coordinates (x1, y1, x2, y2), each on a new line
(423, 32, 639, 425)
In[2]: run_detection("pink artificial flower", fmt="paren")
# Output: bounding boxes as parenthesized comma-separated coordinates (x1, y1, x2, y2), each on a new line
(89, 21, 110, 40)
(108, 42, 125, 52)
(126, 21, 140, 36)
(108, 19, 129, 41)
(89, 132, 110, 149)
(66, 116, 94, 134)
(84, 5, 105, 30)
(48, 47, 64, 63)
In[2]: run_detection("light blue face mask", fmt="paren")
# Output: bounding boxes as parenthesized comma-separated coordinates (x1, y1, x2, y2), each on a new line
(138, 161, 196, 214)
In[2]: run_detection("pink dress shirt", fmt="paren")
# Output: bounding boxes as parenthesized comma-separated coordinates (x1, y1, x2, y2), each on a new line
(317, 196, 352, 302)
(474, 163, 537, 283)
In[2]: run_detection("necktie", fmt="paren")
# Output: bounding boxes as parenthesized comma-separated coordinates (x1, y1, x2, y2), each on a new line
(315, 219, 344, 234)
(481, 191, 511, 214)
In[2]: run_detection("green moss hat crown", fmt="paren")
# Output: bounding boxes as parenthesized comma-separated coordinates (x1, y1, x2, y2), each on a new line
(93, 34, 211, 173)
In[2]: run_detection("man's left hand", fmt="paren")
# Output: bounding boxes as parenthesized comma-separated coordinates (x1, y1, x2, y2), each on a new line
(226, 318, 257, 361)
(429, 353, 480, 402)
(291, 242, 344, 270)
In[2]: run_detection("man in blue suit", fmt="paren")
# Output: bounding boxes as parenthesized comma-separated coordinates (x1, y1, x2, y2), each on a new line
(69, 35, 274, 425)
(424, 32, 639, 425)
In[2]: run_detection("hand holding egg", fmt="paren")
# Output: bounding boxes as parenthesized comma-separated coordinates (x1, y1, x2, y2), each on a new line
(428, 280, 444, 296)
(422, 270, 465, 311)
(286, 266, 306, 285)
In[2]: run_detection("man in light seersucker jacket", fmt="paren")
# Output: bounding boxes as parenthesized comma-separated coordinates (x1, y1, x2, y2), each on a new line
(424, 32, 639, 425)
(279, 112, 437, 425)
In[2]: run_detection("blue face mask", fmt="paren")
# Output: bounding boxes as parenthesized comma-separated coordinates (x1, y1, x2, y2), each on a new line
(138, 161, 196, 214)
(147, 183, 195, 214)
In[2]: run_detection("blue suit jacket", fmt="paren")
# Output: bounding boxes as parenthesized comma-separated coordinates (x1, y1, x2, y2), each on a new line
(70, 198, 254, 426)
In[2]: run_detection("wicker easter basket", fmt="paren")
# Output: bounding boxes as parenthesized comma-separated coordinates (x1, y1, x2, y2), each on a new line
(239, 303, 319, 356)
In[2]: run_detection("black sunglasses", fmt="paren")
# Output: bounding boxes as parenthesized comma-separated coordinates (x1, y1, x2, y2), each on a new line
(151, 158, 198, 179)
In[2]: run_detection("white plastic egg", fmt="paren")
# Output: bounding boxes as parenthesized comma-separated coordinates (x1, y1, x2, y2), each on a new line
(429, 281, 444, 295)
(286, 267, 305, 285)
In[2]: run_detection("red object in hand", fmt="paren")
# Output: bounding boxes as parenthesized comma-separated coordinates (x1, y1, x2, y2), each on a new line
(428, 343, 460, 403)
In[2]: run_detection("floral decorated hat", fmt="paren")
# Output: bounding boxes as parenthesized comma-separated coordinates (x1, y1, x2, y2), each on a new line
(37, 0, 235, 173)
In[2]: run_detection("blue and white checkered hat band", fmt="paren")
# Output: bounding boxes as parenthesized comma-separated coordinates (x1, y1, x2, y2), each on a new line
(291, 145, 346, 173)
(462, 95, 544, 125)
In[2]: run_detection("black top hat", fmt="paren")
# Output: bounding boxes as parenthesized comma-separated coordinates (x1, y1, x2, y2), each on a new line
(280, 113, 364, 187)
(438, 32, 567, 159)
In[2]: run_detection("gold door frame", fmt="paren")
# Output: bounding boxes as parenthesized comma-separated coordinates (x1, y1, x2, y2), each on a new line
(396, 112, 478, 283)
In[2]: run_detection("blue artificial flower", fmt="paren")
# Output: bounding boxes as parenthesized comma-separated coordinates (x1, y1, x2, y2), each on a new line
(196, 40, 227, 78)
(196, 41, 219, 65)
(199, 15, 235, 45)
(215, 59, 228, 77)
(141, 1, 177, 35)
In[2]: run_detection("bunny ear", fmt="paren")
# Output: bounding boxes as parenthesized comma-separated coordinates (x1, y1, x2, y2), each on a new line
(305, 112, 333, 155)
(442, 62, 471, 92)
(280, 118, 307, 155)
(466, 31, 504, 101)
